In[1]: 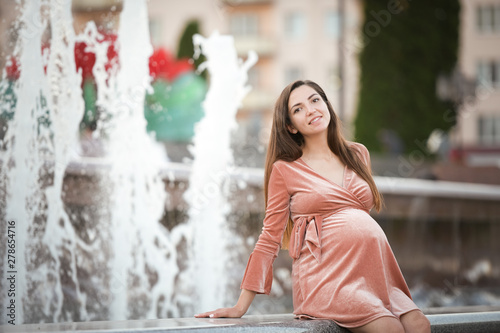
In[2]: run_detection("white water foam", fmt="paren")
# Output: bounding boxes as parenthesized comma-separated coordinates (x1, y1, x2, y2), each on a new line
(1, 0, 88, 323)
(187, 32, 257, 313)
(2, 0, 48, 324)
(101, 0, 183, 320)
(1, 1, 256, 323)
(0, 0, 188, 323)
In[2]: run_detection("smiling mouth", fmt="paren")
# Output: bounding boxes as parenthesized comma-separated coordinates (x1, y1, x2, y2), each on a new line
(309, 116, 321, 125)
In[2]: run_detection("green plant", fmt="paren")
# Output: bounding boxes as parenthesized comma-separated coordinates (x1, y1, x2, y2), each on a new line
(355, 0, 460, 154)
(177, 20, 207, 79)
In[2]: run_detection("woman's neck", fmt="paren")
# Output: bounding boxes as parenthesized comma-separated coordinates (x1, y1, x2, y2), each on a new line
(301, 133, 335, 160)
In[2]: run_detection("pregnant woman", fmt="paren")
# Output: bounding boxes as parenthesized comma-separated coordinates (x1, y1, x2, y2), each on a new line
(195, 80, 430, 333)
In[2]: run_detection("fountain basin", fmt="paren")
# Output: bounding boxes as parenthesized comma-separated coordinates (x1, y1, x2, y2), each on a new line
(63, 158, 500, 300)
(2, 311, 500, 333)
(2, 157, 499, 321)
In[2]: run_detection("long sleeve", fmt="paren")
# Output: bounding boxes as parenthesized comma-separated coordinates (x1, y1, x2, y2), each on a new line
(240, 163, 290, 295)
(351, 142, 371, 169)
(360, 144, 371, 170)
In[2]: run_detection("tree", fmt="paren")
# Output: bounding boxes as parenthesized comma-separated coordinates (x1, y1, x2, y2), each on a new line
(177, 20, 207, 79)
(354, 0, 460, 154)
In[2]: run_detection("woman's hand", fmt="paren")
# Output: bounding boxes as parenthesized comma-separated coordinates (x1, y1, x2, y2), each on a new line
(194, 306, 245, 318)
(194, 289, 257, 318)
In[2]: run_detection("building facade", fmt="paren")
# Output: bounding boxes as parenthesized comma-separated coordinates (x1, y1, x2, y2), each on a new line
(2, 0, 497, 167)
(450, 0, 500, 166)
(147, 0, 363, 163)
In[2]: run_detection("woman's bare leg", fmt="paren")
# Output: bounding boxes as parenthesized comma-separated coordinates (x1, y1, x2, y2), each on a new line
(348, 316, 404, 333)
(400, 310, 431, 333)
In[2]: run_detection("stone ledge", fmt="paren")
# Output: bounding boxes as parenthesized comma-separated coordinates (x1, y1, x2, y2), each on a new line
(2, 312, 500, 333)
(429, 311, 500, 333)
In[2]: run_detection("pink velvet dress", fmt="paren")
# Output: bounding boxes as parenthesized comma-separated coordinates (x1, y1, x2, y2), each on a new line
(240, 142, 419, 328)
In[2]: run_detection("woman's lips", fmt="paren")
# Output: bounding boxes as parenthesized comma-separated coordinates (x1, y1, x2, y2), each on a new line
(309, 116, 321, 125)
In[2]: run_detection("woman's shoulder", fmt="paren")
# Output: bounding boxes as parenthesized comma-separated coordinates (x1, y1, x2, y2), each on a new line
(272, 158, 301, 173)
(347, 141, 368, 153)
(348, 141, 370, 155)
(347, 141, 370, 163)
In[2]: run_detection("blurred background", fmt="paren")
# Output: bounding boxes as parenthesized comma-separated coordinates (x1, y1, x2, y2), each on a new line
(1, 0, 500, 170)
(0, 0, 499, 325)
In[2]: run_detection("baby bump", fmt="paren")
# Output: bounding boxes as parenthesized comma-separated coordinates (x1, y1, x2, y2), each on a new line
(292, 208, 388, 269)
(322, 208, 388, 248)
(291, 208, 392, 316)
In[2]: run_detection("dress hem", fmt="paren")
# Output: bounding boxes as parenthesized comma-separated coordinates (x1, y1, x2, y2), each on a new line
(294, 306, 421, 329)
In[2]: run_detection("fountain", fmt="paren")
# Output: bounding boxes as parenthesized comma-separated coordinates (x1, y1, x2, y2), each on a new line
(0, 0, 255, 324)
(1, 0, 88, 323)
(187, 33, 257, 313)
(95, 0, 181, 320)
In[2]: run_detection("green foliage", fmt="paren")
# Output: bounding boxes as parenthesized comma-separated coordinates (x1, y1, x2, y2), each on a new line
(177, 20, 207, 79)
(354, 0, 460, 154)
(80, 79, 98, 130)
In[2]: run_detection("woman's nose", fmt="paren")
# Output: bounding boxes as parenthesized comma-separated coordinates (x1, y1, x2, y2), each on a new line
(305, 104, 314, 115)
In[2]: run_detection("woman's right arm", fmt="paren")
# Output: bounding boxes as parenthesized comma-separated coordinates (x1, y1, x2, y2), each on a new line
(194, 289, 256, 318)
(239, 164, 290, 294)
(195, 163, 290, 318)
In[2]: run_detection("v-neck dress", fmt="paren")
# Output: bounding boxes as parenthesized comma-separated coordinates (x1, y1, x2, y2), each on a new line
(240, 142, 419, 328)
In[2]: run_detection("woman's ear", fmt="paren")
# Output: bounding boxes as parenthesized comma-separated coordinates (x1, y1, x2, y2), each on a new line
(287, 125, 298, 134)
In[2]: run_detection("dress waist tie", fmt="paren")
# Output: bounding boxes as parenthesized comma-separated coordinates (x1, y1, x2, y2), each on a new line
(288, 215, 323, 263)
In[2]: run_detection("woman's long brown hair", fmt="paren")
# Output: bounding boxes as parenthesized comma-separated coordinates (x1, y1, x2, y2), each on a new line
(264, 80, 383, 250)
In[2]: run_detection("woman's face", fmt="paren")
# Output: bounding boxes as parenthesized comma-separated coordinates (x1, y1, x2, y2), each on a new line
(287, 84, 331, 138)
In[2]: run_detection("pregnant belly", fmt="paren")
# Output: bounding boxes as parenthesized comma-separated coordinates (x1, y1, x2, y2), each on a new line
(291, 205, 416, 327)
(322, 208, 388, 246)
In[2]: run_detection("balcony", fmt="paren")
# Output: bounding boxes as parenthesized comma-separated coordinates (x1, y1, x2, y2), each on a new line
(241, 89, 275, 110)
(233, 36, 276, 57)
(72, 0, 121, 11)
(222, 0, 272, 5)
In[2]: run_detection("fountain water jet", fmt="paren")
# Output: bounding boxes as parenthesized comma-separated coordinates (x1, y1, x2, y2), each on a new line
(1, 0, 88, 323)
(102, 0, 182, 319)
(0, 0, 189, 323)
(187, 32, 257, 313)
(0, 0, 256, 324)
(1, 0, 49, 324)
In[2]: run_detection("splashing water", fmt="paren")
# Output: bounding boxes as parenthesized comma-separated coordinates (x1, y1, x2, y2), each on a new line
(187, 32, 257, 313)
(1, 0, 88, 323)
(102, 0, 183, 319)
(0, 0, 188, 323)
(1, 0, 49, 324)
(0, 0, 255, 324)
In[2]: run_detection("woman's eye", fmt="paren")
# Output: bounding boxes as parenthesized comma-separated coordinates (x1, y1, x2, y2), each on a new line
(294, 107, 301, 113)
(312, 98, 319, 103)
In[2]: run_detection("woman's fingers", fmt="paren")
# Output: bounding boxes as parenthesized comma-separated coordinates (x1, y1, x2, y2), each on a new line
(194, 307, 241, 318)
(194, 308, 222, 318)
(194, 311, 214, 318)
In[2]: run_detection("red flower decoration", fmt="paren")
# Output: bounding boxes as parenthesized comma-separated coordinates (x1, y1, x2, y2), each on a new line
(74, 32, 118, 81)
(149, 47, 193, 82)
(4, 33, 192, 83)
(5, 56, 19, 80)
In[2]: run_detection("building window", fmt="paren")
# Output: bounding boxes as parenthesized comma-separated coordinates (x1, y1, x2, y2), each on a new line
(325, 11, 340, 38)
(229, 14, 259, 37)
(247, 67, 259, 88)
(478, 116, 500, 145)
(326, 66, 342, 91)
(285, 12, 306, 39)
(476, 5, 500, 32)
(285, 67, 302, 85)
(477, 60, 500, 87)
